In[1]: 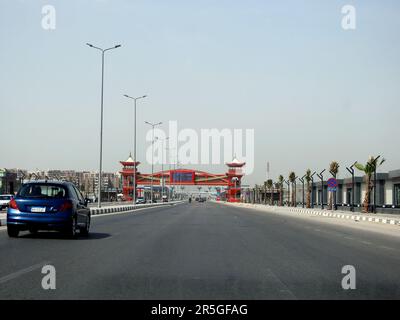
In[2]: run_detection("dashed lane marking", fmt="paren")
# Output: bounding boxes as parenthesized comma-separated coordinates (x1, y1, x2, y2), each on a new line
(0, 261, 51, 284)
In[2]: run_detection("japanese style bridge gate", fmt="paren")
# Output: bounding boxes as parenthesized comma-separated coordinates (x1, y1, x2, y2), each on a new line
(120, 154, 245, 203)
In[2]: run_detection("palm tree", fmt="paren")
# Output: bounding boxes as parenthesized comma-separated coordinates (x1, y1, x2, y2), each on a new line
(355, 156, 385, 213)
(305, 169, 312, 208)
(278, 175, 284, 206)
(266, 179, 273, 205)
(263, 181, 267, 204)
(289, 172, 296, 207)
(328, 161, 339, 210)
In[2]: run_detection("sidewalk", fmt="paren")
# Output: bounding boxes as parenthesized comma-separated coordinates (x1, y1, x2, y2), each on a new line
(221, 202, 400, 227)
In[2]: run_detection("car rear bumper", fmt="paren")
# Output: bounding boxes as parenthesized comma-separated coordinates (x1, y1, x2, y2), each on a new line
(7, 211, 73, 230)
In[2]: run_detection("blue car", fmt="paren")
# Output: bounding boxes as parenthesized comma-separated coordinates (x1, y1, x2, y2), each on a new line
(7, 181, 91, 238)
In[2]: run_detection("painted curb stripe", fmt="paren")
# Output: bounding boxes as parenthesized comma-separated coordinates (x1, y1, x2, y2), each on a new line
(219, 202, 400, 228)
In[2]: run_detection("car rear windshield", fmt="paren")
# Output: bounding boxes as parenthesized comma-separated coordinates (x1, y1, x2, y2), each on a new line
(0, 196, 12, 200)
(17, 184, 68, 199)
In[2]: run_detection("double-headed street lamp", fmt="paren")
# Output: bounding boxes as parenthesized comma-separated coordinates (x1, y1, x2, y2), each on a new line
(86, 43, 121, 208)
(294, 176, 298, 207)
(299, 174, 306, 208)
(372, 155, 382, 214)
(329, 165, 340, 211)
(124, 94, 147, 206)
(156, 136, 169, 200)
(317, 169, 326, 209)
(310, 171, 316, 208)
(346, 162, 356, 212)
(145, 121, 162, 203)
(165, 145, 173, 201)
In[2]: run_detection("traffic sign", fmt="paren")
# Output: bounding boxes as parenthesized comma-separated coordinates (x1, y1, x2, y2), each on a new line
(327, 178, 338, 192)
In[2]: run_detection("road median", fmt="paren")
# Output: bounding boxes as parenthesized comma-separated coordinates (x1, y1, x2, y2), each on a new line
(0, 201, 185, 226)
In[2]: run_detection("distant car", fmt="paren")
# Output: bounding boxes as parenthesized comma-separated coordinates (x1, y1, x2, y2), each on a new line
(199, 197, 206, 203)
(7, 181, 91, 238)
(216, 197, 221, 201)
(162, 196, 168, 203)
(0, 195, 13, 210)
(151, 199, 158, 203)
(136, 198, 146, 204)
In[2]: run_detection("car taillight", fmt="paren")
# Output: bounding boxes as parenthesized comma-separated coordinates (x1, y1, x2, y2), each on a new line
(9, 198, 19, 210)
(59, 200, 73, 212)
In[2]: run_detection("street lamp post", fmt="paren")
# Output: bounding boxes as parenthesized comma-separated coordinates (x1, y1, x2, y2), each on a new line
(170, 147, 178, 200)
(317, 169, 326, 210)
(293, 176, 298, 207)
(176, 149, 182, 200)
(155, 136, 169, 201)
(373, 155, 381, 214)
(346, 162, 356, 212)
(329, 165, 340, 211)
(299, 174, 306, 208)
(310, 172, 316, 208)
(165, 145, 172, 201)
(145, 121, 162, 203)
(87, 43, 121, 208)
(123, 94, 147, 206)
(159, 137, 169, 201)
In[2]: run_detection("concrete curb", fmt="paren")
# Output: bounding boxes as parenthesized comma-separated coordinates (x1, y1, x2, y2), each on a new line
(0, 217, 6, 227)
(218, 202, 400, 228)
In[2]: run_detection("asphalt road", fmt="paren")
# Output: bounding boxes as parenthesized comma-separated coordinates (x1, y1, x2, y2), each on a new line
(0, 201, 400, 299)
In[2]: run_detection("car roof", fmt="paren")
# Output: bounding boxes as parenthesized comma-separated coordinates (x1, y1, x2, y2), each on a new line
(23, 180, 73, 186)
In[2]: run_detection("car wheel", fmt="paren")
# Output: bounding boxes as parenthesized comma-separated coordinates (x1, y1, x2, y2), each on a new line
(65, 216, 78, 238)
(7, 226, 19, 238)
(80, 217, 90, 236)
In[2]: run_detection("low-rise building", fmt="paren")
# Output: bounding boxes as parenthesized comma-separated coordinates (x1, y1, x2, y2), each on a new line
(246, 169, 400, 214)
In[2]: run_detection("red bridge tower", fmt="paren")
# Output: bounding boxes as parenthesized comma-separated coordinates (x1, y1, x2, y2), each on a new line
(225, 158, 245, 202)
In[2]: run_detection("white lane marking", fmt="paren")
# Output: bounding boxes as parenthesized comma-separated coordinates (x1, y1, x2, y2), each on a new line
(0, 261, 51, 284)
(360, 240, 372, 245)
(378, 245, 396, 251)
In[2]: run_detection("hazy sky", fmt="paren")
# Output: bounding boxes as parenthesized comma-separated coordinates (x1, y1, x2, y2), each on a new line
(0, 0, 399, 185)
